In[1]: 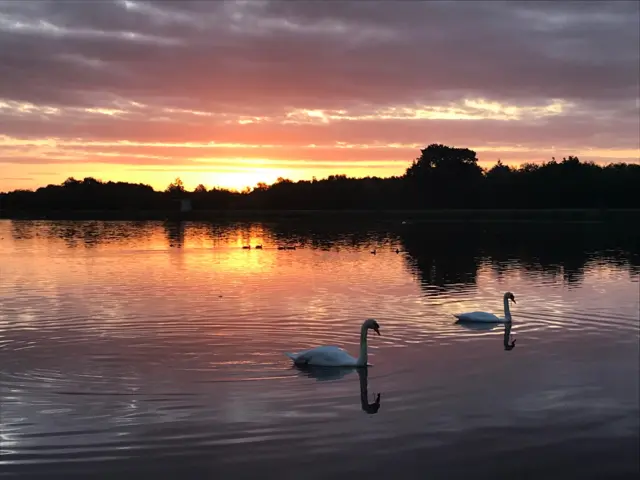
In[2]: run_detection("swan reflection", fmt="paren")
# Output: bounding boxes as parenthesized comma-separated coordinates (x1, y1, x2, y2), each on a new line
(503, 321, 516, 350)
(293, 365, 381, 414)
(455, 320, 517, 351)
(455, 321, 499, 332)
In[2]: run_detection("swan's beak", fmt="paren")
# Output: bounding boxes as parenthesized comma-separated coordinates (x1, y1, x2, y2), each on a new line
(374, 327, 380, 336)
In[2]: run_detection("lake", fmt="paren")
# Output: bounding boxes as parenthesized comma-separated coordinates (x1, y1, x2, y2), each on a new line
(0, 219, 638, 479)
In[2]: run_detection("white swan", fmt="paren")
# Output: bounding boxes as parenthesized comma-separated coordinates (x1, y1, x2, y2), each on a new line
(284, 318, 381, 367)
(453, 291, 516, 323)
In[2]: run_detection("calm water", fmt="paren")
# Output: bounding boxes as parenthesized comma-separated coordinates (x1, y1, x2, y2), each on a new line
(0, 219, 638, 479)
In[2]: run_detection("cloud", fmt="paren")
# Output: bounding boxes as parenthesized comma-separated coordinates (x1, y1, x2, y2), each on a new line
(3, 176, 33, 181)
(0, 0, 638, 190)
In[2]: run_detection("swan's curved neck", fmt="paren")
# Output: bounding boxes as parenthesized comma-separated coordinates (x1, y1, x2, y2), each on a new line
(503, 296, 512, 321)
(356, 323, 369, 366)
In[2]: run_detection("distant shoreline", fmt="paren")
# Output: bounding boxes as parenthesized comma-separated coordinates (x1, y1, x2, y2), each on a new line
(2, 208, 639, 223)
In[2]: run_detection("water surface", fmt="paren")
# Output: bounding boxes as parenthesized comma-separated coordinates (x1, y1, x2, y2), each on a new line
(0, 219, 638, 479)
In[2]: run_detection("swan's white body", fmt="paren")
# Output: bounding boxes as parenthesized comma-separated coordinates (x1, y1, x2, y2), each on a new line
(285, 319, 380, 367)
(454, 292, 516, 323)
(454, 311, 507, 323)
(285, 346, 361, 367)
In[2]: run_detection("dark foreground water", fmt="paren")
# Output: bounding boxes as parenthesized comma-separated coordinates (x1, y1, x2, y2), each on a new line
(0, 219, 638, 479)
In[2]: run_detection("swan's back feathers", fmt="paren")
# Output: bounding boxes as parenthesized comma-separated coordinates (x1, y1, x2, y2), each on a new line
(454, 311, 504, 323)
(284, 346, 358, 367)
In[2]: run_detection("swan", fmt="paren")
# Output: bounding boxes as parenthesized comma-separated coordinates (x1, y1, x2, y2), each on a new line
(453, 291, 516, 323)
(284, 318, 381, 367)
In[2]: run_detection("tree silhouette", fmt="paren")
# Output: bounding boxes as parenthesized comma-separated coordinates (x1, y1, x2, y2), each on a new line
(63, 177, 81, 188)
(165, 178, 186, 196)
(1, 145, 639, 215)
(405, 144, 485, 208)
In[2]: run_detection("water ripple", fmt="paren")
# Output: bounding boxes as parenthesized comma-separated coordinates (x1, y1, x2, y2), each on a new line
(0, 220, 638, 477)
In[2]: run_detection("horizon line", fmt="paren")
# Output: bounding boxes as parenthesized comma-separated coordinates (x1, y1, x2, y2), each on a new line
(2, 154, 638, 196)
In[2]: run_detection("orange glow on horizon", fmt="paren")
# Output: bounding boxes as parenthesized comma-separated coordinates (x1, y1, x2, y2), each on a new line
(3, 154, 638, 193)
(1, 0, 638, 195)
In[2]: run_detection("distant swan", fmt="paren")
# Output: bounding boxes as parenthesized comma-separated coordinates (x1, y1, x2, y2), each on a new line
(284, 319, 381, 367)
(453, 292, 516, 323)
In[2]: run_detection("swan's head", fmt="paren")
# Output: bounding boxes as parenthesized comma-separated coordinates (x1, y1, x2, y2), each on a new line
(364, 318, 381, 336)
(504, 291, 516, 304)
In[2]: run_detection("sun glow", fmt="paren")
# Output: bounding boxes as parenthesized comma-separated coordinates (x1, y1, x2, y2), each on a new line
(198, 168, 298, 191)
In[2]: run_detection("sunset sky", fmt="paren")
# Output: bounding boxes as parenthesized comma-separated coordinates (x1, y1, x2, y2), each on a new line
(1, 0, 639, 192)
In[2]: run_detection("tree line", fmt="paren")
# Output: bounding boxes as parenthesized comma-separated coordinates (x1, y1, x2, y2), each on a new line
(1, 144, 639, 212)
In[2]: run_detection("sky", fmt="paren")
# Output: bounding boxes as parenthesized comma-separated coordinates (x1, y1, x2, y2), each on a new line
(1, 0, 639, 192)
